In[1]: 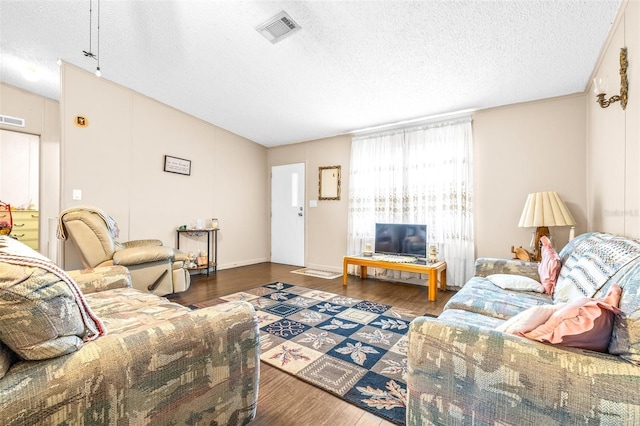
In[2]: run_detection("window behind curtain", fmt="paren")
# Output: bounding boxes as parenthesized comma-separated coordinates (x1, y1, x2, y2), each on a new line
(348, 117, 474, 287)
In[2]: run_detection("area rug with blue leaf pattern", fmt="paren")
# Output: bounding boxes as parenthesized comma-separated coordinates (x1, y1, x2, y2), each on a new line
(190, 282, 415, 425)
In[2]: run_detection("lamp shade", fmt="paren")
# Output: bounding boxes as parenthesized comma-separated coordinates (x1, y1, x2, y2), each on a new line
(518, 191, 576, 228)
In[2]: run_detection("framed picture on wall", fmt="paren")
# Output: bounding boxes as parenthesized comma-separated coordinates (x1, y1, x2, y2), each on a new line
(319, 165, 341, 200)
(163, 155, 191, 176)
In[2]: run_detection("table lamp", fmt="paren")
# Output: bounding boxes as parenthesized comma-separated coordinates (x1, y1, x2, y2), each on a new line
(518, 191, 576, 261)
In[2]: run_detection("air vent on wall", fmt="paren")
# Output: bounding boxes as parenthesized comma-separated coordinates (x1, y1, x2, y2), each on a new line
(0, 115, 25, 127)
(256, 11, 301, 44)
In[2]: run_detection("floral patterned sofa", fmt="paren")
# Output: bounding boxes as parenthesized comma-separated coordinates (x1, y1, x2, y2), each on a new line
(407, 232, 640, 425)
(0, 236, 259, 425)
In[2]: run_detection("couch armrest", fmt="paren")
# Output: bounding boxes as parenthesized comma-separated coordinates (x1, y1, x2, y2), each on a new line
(121, 239, 163, 248)
(112, 245, 174, 266)
(67, 265, 132, 294)
(406, 316, 640, 425)
(1, 301, 260, 425)
(474, 257, 540, 281)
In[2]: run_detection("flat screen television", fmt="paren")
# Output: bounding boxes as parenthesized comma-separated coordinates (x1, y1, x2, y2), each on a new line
(374, 223, 427, 257)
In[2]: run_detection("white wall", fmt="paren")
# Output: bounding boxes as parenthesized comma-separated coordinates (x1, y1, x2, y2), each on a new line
(0, 130, 39, 208)
(587, 0, 640, 237)
(0, 82, 60, 261)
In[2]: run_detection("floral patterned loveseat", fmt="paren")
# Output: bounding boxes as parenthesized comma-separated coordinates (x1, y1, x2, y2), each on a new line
(407, 232, 640, 425)
(0, 236, 259, 425)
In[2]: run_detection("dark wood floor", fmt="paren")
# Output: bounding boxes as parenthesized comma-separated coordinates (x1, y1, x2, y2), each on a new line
(168, 263, 454, 426)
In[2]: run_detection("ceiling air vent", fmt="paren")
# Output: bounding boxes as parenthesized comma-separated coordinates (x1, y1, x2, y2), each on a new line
(0, 115, 25, 128)
(256, 11, 301, 44)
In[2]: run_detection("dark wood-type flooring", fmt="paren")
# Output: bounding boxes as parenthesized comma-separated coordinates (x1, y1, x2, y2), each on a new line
(168, 263, 454, 426)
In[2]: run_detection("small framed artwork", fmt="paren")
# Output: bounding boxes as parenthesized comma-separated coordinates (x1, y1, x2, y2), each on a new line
(163, 155, 191, 176)
(319, 165, 341, 200)
(74, 116, 89, 128)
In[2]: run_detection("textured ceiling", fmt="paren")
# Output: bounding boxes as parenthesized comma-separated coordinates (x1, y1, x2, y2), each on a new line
(0, 1, 621, 147)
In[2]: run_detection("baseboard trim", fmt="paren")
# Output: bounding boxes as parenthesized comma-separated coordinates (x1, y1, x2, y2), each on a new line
(305, 263, 342, 273)
(217, 258, 269, 270)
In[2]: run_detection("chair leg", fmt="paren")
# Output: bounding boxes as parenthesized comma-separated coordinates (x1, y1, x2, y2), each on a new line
(147, 270, 169, 292)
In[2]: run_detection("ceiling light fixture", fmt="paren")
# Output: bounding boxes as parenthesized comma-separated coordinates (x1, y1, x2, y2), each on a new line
(22, 65, 40, 82)
(82, 0, 102, 77)
(593, 47, 627, 110)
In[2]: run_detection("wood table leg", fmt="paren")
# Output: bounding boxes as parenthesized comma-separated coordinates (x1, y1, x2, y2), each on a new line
(440, 267, 447, 291)
(360, 266, 367, 280)
(428, 269, 437, 301)
(343, 258, 348, 286)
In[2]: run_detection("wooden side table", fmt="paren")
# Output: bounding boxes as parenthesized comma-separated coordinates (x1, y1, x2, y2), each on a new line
(176, 228, 219, 276)
(343, 255, 447, 302)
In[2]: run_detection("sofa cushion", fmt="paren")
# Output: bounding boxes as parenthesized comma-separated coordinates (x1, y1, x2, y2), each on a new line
(0, 237, 106, 360)
(487, 274, 544, 292)
(0, 341, 16, 379)
(66, 266, 132, 294)
(610, 310, 640, 365)
(523, 284, 621, 352)
(445, 276, 551, 320)
(85, 287, 191, 335)
(538, 236, 561, 294)
(496, 304, 565, 334)
(606, 261, 640, 364)
(438, 308, 504, 330)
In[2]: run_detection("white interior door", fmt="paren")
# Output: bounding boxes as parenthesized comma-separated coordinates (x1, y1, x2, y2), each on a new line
(271, 163, 305, 266)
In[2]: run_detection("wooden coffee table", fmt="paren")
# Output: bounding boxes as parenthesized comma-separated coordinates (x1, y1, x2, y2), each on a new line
(343, 255, 447, 302)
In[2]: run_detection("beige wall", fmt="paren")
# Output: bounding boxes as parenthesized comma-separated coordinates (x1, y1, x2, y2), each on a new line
(473, 95, 587, 258)
(270, 95, 588, 271)
(0, 82, 60, 261)
(587, 0, 640, 237)
(268, 135, 351, 272)
(60, 63, 268, 270)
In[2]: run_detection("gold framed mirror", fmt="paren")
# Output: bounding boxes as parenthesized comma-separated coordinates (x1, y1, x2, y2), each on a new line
(318, 165, 341, 200)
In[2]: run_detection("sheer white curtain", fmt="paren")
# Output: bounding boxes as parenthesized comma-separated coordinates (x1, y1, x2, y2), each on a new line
(347, 117, 474, 287)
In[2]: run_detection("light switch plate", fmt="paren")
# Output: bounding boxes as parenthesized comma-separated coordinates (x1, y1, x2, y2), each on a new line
(309, 200, 318, 208)
(72, 189, 82, 200)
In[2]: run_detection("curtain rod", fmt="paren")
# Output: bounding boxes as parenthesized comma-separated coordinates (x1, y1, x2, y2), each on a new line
(351, 110, 473, 139)
(350, 109, 474, 136)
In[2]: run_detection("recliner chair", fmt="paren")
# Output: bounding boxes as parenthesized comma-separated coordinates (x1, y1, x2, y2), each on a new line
(58, 207, 190, 296)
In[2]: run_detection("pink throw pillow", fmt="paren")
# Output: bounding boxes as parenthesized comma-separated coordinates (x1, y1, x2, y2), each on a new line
(538, 236, 561, 295)
(522, 283, 622, 352)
